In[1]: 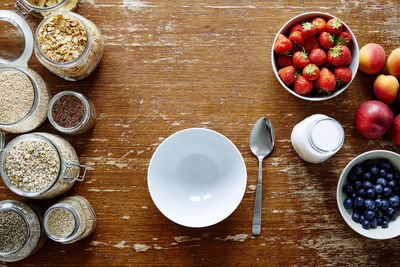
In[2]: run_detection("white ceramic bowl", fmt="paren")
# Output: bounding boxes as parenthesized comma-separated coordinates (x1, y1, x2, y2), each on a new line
(148, 128, 247, 228)
(271, 12, 359, 101)
(337, 150, 400, 239)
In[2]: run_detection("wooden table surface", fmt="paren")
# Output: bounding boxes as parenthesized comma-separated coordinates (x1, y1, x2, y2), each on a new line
(1, 0, 400, 265)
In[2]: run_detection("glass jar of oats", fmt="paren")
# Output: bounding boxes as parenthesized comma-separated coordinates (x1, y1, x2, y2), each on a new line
(34, 12, 104, 81)
(0, 10, 50, 134)
(0, 132, 86, 199)
(14, 0, 79, 17)
(0, 199, 46, 262)
(43, 195, 96, 244)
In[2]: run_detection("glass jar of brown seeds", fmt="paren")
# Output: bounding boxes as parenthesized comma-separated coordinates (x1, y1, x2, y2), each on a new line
(43, 195, 96, 244)
(0, 199, 46, 262)
(0, 132, 87, 199)
(34, 12, 104, 81)
(48, 91, 96, 135)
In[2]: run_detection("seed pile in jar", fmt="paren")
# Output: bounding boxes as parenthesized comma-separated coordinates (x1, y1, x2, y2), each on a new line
(52, 95, 85, 128)
(0, 70, 34, 124)
(27, 0, 62, 7)
(5, 138, 60, 192)
(46, 208, 75, 238)
(38, 14, 87, 63)
(0, 210, 28, 253)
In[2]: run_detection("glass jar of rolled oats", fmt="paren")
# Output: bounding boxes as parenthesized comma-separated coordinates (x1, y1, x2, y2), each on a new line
(43, 195, 96, 244)
(34, 12, 104, 81)
(14, 0, 79, 17)
(0, 10, 50, 134)
(0, 199, 46, 262)
(0, 132, 86, 199)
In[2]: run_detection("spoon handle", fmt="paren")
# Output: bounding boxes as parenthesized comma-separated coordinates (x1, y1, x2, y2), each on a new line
(252, 159, 263, 236)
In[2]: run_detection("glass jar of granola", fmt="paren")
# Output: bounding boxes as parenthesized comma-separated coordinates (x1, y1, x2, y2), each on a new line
(0, 199, 46, 262)
(0, 132, 86, 199)
(14, 0, 79, 17)
(0, 10, 50, 134)
(34, 12, 104, 81)
(43, 195, 96, 244)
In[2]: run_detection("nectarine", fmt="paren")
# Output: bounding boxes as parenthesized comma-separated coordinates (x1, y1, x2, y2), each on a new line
(373, 74, 399, 104)
(359, 43, 385, 75)
(388, 48, 400, 78)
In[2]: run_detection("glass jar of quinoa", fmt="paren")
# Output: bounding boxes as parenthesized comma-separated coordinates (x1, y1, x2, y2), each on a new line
(43, 195, 96, 244)
(0, 10, 50, 134)
(34, 12, 104, 81)
(14, 0, 79, 17)
(0, 133, 86, 199)
(0, 199, 46, 262)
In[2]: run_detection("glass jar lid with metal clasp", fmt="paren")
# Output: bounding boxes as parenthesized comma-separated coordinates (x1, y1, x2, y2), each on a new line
(14, 0, 79, 18)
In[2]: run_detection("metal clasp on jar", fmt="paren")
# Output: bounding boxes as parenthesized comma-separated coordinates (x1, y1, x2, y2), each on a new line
(14, 0, 32, 17)
(63, 160, 87, 183)
(0, 132, 4, 153)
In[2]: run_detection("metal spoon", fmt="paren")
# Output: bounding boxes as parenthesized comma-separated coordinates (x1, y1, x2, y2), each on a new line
(250, 117, 274, 236)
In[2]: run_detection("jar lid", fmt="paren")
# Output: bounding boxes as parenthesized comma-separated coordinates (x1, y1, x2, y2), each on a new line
(0, 10, 33, 68)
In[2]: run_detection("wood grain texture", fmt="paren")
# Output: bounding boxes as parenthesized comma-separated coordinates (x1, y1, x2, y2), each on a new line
(1, 0, 400, 266)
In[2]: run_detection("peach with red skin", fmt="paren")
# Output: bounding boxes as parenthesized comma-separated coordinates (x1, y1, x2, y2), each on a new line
(387, 48, 400, 78)
(373, 74, 399, 104)
(359, 43, 385, 74)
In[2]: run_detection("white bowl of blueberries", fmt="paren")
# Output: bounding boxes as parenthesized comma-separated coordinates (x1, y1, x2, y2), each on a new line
(337, 150, 400, 239)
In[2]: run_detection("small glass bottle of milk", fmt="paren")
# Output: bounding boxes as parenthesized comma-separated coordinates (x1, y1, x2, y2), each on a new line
(290, 114, 345, 163)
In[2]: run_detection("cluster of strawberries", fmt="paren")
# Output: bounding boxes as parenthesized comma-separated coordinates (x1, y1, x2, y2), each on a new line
(274, 17, 353, 95)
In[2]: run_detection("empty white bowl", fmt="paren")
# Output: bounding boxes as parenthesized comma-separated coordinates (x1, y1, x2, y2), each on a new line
(147, 128, 247, 227)
(337, 150, 400, 239)
(271, 12, 359, 101)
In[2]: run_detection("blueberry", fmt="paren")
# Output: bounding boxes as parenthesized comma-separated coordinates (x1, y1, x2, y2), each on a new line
(370, 218, 378, 228)
(364, 210, 375, 220)
(382, 199, 390, 211)
(375, 184, 383, 194)
(382, 220, 389, 228)
(343, 184, 354, 194)
(378, 218, 383, 226)
(371, 166, 379, 176)
(380, 159, 393, 170)
(362, 220, 371, 229)
(359, 215, 366, 223)
(348, 172, 358, 182)
(375, 198, 383, 208)
(355, 197, 364, 207)
(366, 188, 375, 198)
(352, 212, 360, 222)
(343, 198, 353, 209)
(354, 180, 362, 189)
(363, 172, 372, 180)
(363, 159, 374, 167)
(353, 164, 363, 176)
(387, 173, 394, 181)
(377, 178, 387, 186)
(358, 188, 366, 197)
(389, 196, 400, 207)
(380, 168, 387, 176)
(391, 212, 398, 221)
(388, 207, 395, 215)
(364, 199, 375, 210)
(389, 180, 396, 188)
(384, 187, 392, 196)
(395, 171, 400, 180)
(363, 181, 373, 189)
(383, 215, 390, 222)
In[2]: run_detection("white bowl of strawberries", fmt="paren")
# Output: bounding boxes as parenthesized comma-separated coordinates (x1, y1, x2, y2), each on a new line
(272, 12, 359, 101)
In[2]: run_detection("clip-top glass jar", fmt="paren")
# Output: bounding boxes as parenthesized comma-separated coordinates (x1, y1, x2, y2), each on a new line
(0, 199, 46, 262)
(0, 10, 50, 134)
(34, 12, 104, 81)
(43, 195, 96, 244)
(0, 132, 86, 199)
(14, 0, 79, 17)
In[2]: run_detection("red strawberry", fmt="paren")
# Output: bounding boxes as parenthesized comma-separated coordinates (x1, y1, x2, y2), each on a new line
(278, 65, 296, 86)
(301, 22, 317, 38)
(289, 31, 304, 47)
(335, 31, 351, 46)
(294, 75, 313, 95)
(274, 34, 293, 54)
(302, 64, 320, 81)
(326, 18, 343, 35)
(318, 68, 336, 92)
(328, 45, 351, 67)
(303, 36, 318, 54)
(289, 23, 302, 33)
(292, 50, 310, 70)
(334, 67, 352, 84)
(318, 32, 335, 50)
(312, 17, 327, 35)
(277, 54, 292, 67)
(309, 48, 327, 67)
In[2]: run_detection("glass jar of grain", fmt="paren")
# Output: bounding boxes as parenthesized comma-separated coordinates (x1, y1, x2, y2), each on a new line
(0, 132, 86, 199)
(48, 91, 96, 135)
(0, 10, 50, 134)
(43, 196, 96, 244)
(14, 0, 79, 17)
(0, 199, 46, 262)
(34, 12, 104, 81)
